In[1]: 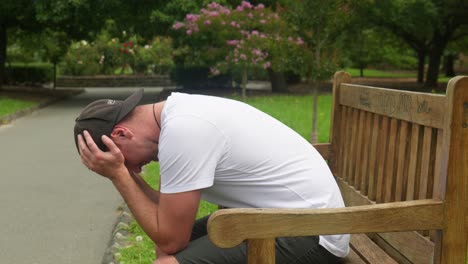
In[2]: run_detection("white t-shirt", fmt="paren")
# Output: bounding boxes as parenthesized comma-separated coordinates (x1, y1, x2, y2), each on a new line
(158, 92, 349, 257)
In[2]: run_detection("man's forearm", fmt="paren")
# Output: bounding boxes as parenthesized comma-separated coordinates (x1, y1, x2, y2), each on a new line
(112, 171, 161, 243)
(130, 172, 160, 204)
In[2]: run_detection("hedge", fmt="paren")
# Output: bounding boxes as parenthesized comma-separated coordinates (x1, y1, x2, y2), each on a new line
(4, 63, 54, 85)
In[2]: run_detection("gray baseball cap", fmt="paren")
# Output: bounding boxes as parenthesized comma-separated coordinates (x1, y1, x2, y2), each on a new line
(74, 89, 143, 152)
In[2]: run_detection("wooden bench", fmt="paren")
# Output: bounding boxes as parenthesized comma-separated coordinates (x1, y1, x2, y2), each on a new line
(207, 71, 468, 263)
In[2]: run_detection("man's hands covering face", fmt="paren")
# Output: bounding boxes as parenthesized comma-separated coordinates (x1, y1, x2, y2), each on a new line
(77, 130, 127, 181)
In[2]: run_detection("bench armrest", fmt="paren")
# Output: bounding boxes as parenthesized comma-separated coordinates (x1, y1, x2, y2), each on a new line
(207, 199, 443, 248)
(312, 143, 332, 160)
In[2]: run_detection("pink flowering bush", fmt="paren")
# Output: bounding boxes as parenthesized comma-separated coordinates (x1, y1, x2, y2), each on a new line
(172, 1, 306, 84)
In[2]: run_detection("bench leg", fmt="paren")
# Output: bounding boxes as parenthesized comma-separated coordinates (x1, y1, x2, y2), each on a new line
(247, 238, 275, 264)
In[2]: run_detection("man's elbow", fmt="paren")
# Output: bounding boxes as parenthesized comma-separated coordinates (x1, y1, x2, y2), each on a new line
(157, 239, 189, 255)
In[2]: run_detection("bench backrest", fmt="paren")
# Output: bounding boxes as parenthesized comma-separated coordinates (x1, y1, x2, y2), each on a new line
(328, 72, 467, 263)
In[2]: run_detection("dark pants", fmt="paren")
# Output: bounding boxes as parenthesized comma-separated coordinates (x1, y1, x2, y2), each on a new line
(175, 215, 342, 264)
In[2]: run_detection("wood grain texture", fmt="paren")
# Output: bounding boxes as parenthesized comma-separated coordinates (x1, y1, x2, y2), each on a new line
(207, 200, 444, 248)
(339, 84, 446, 128)
(350, 234, 397, 264)
(247, 239, 275, 264)
(440, 76, 468, 263)
(312, 143, 332, 160)
(354, 110, 366, 190)
(395, 121, 409, 201)
(329, 71, 352, 175)
(342, 248, 367, 264)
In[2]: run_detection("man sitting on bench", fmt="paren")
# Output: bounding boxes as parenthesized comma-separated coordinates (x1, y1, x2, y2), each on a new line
(74, 89, 349, 264)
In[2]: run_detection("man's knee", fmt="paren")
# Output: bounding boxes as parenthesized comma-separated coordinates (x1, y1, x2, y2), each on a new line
(153, 255, 179, 264)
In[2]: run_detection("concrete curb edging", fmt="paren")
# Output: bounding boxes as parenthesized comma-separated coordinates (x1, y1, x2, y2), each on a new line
(101, 204, 135, 264)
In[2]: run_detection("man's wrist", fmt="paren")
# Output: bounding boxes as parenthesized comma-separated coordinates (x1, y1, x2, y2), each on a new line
(110, 167, 132, 186)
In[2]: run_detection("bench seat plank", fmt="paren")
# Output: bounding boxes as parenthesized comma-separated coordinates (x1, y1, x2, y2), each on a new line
(350, 234, 397, 264)
(343, 248, 367, 264)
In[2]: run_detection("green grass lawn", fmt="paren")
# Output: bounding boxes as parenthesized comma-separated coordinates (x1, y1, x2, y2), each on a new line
(116, 94, 333, 263)
(0, 97, 38, 119)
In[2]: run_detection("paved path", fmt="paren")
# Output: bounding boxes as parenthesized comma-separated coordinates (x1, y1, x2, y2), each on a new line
(0, 87, 163, 264)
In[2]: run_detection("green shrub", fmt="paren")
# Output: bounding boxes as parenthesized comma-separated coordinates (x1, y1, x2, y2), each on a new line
(61, 41, 101, 76)
(5, 63, 53, 85)
(60, 36, 175, 76)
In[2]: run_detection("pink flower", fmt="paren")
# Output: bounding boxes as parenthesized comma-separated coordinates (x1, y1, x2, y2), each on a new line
(248, 12, 253, 18)
(251, 30, 259, 36)
(241, 1, 253, 9)
(172, 22, 185, 30)
(230, 21, 237, 27)
(251, 49, 262, 56)
(210, 67, 220, 75)
(263, 61, 271, 69)
(209, 11, 219, 17)
(208, 2, 220, 9)
(204, 20, 212, 25)
(186, 14, 199, 22)
(255, 3, 265, 10)
(260, 19, 267, 24)
(240, 54, 247, 60)
(296, 37, 304, 45)
(236, 6, 244, 12)
(186, 29, 193, 35)
(227, 40, 240, 46)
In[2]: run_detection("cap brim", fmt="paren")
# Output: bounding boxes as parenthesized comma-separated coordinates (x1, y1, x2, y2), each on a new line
(116, 88, 144, 122)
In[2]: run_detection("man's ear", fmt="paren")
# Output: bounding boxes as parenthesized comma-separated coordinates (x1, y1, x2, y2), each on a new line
(110, 126, 134, 143)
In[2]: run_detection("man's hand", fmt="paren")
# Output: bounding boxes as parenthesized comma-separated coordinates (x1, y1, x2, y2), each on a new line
(77, 130, 127, 180)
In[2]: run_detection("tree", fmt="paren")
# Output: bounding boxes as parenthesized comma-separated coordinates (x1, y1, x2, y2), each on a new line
(0, 0, 40, 87)
(1, 0, 114, 88)
(281, 0, 348, 143)
(351, 0, 468, 87)
(442, 32, 468, 76)
(173, 1, 305, 100)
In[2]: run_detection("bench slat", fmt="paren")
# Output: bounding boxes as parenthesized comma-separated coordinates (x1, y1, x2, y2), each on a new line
(419, 126, 433, 199)
(348, 108, 360, 184)
(339, 84, 446, 128)
(406, 124, 420, 200)
(359, 111, 372, 194)
(350, 234, 397, 264)
(354, 110, 366, 190)
(343, 247, 367, 264)
(384, 118, 399, 202)
(367, 113, 380, 201)
(395, 120, 409, 201)
(376, 231, 435, 263)
(343, 107, 354, 183)
(376, 116, 389, 203)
